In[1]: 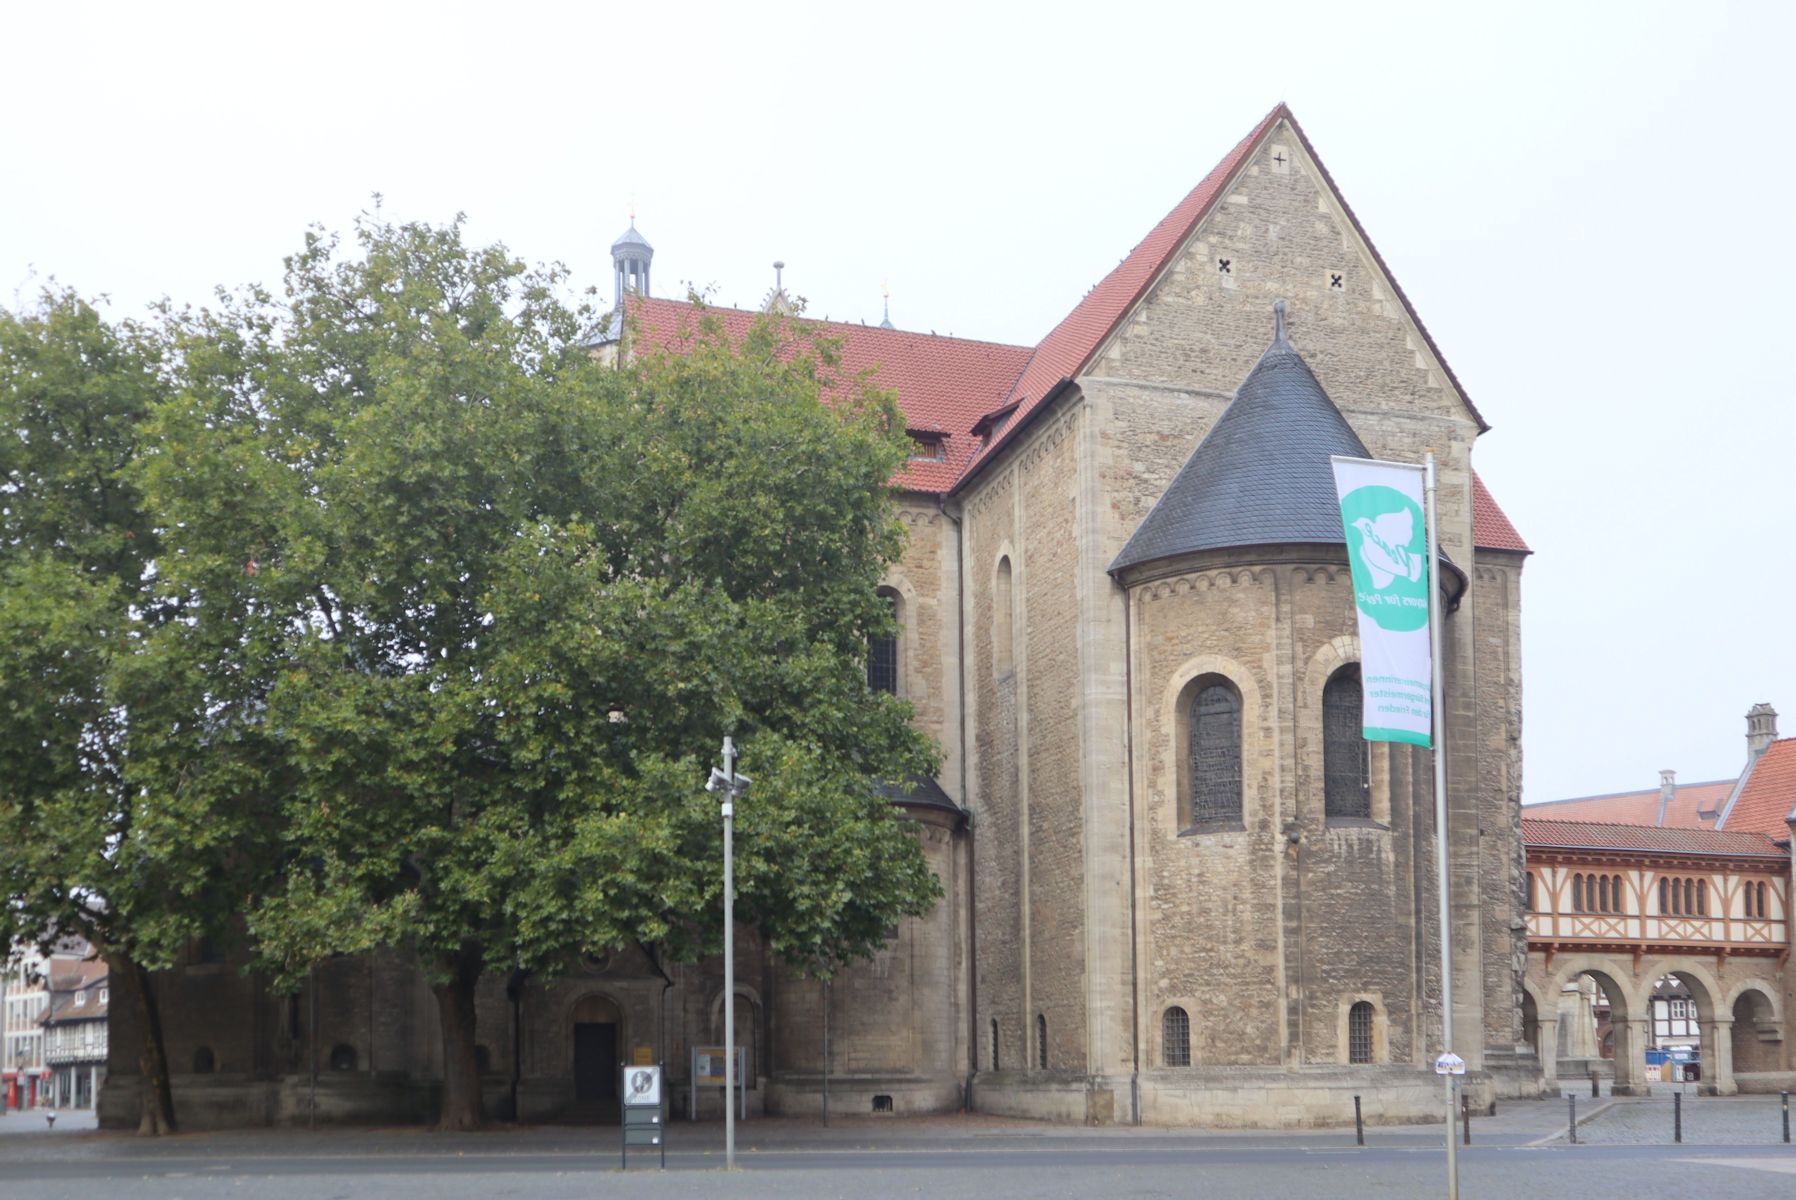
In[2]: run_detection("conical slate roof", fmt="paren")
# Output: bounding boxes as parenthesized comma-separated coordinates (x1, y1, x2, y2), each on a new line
(1110, 302, 1369, 573)
(611, 222, 653, 253)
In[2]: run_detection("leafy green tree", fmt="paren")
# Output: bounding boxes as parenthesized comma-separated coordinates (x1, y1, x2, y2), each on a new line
(150, 218, 940, 1130)
(0, 290, 267, 1134)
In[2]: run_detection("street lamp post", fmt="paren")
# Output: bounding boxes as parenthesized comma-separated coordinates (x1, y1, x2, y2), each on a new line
(707, 738, 751, 1171)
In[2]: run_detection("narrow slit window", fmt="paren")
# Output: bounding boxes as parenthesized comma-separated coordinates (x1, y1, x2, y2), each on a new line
(867, 590, 899, 695)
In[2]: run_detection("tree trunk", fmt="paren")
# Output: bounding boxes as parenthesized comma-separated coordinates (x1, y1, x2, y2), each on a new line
(112, 952, 177, 1135)
(431, 946, 484, 1131)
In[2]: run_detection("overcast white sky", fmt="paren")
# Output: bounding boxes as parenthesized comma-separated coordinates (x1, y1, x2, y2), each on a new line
(5, 1, 1792, 806)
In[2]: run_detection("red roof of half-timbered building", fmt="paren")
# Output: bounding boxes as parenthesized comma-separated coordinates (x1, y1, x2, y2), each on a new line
(1522, 818, 1788, 860)
(1720, 737, 1796, 839)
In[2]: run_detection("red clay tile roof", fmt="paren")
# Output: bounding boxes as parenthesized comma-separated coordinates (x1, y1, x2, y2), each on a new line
(1721, 737, 1796, 838)
(1471, 470, 1529, 553)
(1525, 780, 1734, 829)
(1522, 818, 1788, 859)
(623, 295, 1029, 493)
(614, 107, 1526, 545)
(959, 107, 1281, 485)
(958, 103, 1491, 491)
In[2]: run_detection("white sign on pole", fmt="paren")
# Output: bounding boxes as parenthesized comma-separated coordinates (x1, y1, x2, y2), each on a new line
(623, 1064, 663, 1109)
(1331, 456, 1433, 747)
(1434, 1052, 1466, 1076)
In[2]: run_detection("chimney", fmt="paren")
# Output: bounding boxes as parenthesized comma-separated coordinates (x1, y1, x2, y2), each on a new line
(1656, 769, 1676, 826)
(1746, 703, 1778, 758)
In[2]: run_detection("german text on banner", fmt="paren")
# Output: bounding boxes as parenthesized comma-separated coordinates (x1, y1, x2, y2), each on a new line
(1330, 456, 1432, 747)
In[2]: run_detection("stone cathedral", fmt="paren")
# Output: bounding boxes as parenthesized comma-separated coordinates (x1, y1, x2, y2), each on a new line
(104, 104, 1541, 1129)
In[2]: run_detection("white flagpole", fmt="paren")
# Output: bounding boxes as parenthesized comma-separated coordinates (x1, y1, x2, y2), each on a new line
(722, 736, 737, 1171)
(1425, 451, 1458, 1200)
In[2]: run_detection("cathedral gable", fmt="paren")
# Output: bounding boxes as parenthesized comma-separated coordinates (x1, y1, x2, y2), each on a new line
(1085, 113, 1486, 438)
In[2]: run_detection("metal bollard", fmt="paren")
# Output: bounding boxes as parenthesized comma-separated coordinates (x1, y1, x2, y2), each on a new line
(1782, 1091, 1789, 1144)
(1590, 1069, 1599, 1098)
(1567, 1093, 1578, 1144)
(1673, 1091, 1682, 1144)
(1461, 1092, 1471, 1146)
(1354, 1094, 1364, 1146)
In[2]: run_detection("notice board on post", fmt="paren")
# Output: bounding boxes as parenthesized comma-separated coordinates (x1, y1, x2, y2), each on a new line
(689, 1045, 747, 1121)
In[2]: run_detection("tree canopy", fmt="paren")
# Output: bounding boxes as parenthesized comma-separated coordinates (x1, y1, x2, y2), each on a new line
(118, 214, 942, 1128)
(0, 289, 271, 1133)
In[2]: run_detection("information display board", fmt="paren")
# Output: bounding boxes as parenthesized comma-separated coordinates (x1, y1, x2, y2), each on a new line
(689, 1046, 747, 1121)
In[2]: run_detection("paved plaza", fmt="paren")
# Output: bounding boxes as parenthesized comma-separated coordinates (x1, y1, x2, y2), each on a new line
(0, 1100, 1790, 1200)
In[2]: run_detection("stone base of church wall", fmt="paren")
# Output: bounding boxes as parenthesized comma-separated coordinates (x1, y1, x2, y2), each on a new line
(99, 1073, 442, 1130)
(968, 1068, 1501, 1128)
(970, 1071, 1123, 1124)
(1137, 1067, 1474, 1129)
(766, 1073, 962, 1117)
(1479, 1046, 1553, 1100)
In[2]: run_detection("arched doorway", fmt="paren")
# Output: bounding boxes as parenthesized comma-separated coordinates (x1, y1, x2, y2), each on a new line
(570, 993, 622, 1117)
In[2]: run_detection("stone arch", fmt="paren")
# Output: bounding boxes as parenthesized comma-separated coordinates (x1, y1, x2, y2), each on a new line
(1546, 955, 1646, 1095)
(1158, 651, 1265, 833)
(1725, 979, 1784, 1079)
(991, 545, 1017, 678)
(566, 990, 625, 1109)
(1298, 636, 1391, 826)
(1638, 957, 1723, 1022)
(870, 581, 908, 699)
(1722, 977, 1785, 1022)
(1337, 993, 1385, 1065)
(709, 984, 764, 1087)
(1519, 974, 1556, 1079)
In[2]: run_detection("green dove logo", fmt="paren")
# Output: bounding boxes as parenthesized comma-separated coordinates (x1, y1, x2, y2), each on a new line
(1351, 508, 1422, 589)
(1340, 484, 1428, 632)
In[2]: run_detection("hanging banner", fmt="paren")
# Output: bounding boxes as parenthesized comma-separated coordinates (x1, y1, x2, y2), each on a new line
(1331, 456, 1432, 746)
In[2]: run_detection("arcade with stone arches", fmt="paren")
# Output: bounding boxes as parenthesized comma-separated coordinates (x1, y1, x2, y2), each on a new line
(1523, 951, 1785, 1095)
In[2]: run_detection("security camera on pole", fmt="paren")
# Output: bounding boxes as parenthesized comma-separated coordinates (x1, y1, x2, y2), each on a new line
(706, 738, 751, 1171)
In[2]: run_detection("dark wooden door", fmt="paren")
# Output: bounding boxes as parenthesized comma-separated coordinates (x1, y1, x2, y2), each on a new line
(573, 1022, 618, 1103)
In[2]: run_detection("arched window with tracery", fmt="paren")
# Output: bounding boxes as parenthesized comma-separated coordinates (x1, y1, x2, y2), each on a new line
(1187, 680, 1243, 826)
(867, 589, 899, 695)
(1348, 1002, 1375, 1064)
(1162, 1007, 1191, 1067)
(1323, 666, 1370, 819)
